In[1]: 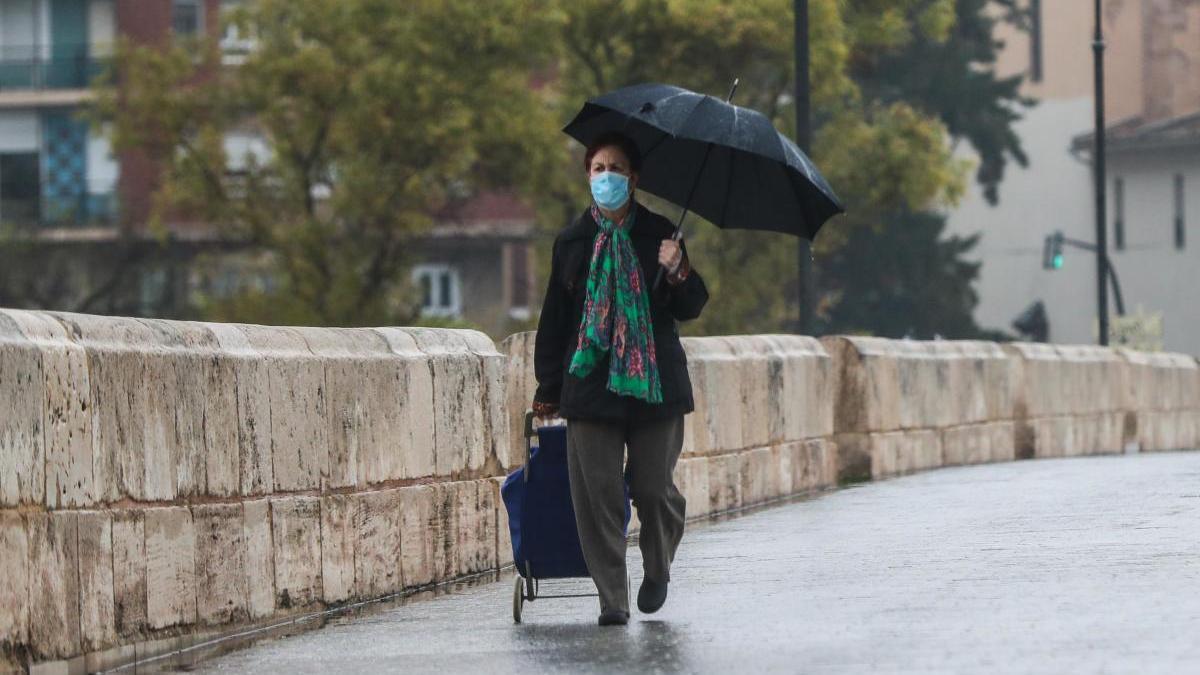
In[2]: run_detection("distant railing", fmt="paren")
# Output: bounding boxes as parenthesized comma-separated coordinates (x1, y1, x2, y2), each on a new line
(0, 44, 108, 91)
(0, 192, 117, 230)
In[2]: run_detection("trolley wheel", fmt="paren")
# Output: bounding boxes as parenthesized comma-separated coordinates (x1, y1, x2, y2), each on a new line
(513, 575, 524, 623)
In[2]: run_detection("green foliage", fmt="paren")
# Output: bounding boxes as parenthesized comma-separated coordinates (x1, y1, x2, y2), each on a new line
(818, 209, 1006, 340)
(95, 0, 565, 326)
(854, 0, 1033, 205)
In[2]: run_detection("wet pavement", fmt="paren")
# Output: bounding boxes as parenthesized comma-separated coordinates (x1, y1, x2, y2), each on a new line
(184, 452, 1200, 674)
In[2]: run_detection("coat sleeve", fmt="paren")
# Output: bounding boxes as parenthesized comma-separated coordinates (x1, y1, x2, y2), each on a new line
(533, 237, 571, 405)
(663, 240, 709, 321)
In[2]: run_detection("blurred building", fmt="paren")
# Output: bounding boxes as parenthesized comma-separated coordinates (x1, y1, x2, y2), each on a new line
(0, 0, 537, 333)
(0, 0, 234, 317)
(945, 0, 1200, 354)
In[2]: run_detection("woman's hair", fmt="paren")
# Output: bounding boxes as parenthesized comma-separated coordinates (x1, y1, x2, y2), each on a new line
(583, 132, 643, 173)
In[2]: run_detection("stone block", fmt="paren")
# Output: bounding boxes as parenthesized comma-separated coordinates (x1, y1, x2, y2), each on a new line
(721, 337, 772, 450)
(400, 330, 488, 477)
(242, 500, 275, 619)
(205, 323, 275, 496)
(87, 352, 138, 502)
(941, 424, 988, 467)
(271, 497, 322, 609)
(682, 338, 744, 454)
(739, 446, 775, 507)
(500, 332, 537, 472)
(763, 335, 835, 442)
(451, 480, 497, 577)
(193, 504, 248, 625)
(673, 457, 710, 520)
(0, 513, 29, 652)
(373, 328, 437, 479)
(202, 356, 240, 497)
(832, 433, 871, 484)
(706, 453, 743, 514)
(42, 339, 94, 508)
(821, 336, 901, 435)
(871, 430, 942, 479)
(769, 444, 794, 498)
(814, 438, 839, 490)
(398, 485, 441, 587)
(111, 511, 146, 637)
(77, 511, 116, 652)
(28, 512, 80, 660)
(297, 327, 397, 488)
(144, 506, 197, 630)
(320, 494, 356, 604)
(452, 329, 510, 474)
(354, 490, 403, 598)
(492, 477, 514, 569)
(0, 316, 45, 505)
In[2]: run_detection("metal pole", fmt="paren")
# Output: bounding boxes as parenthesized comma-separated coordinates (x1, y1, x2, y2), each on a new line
(795, 0, 814, 334)
(1093, 0, 1110, 345)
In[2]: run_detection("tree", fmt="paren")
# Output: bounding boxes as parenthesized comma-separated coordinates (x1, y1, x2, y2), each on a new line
(96, 0, 565, 326)
(853, 0, 1032, 205)
(819, 209, 1010, 340)
(818, 0, 1034, 339)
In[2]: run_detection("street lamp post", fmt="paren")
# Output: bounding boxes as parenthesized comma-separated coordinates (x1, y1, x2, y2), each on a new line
(794, 0, 814, 335)
(1093, 0, 1110, 345)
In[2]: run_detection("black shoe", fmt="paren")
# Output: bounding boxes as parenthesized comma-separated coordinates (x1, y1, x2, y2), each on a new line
(637, 579, 669, 614)
(598, 609, 630, 626)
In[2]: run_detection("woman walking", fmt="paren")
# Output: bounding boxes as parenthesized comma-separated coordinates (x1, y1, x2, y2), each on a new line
(532, 131, 708, 626)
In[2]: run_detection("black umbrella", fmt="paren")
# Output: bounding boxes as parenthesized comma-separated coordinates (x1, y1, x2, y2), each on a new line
(564, 81, 844, 284)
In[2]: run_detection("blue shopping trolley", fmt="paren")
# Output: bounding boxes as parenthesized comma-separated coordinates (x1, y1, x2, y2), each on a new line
(501, 412, 631, 623)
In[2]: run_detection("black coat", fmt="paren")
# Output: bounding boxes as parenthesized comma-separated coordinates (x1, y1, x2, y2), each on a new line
(534, 202, 709, 423)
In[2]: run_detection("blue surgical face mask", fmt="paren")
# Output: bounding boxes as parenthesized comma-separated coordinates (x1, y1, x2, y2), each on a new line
(590, 171, 631, 210)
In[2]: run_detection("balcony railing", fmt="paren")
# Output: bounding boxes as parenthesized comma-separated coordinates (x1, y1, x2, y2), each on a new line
(0, 192, 118, 230)
(0, 45, 107, 92)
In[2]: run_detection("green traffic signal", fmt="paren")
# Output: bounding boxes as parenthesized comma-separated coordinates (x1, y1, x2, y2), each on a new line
(1052, 252, 1064, 269)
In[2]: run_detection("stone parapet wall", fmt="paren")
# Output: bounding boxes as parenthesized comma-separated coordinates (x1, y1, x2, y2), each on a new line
(0, 311, 508, 672)
(2, 313, 1198, 672)
(821, 337, 1019, 480)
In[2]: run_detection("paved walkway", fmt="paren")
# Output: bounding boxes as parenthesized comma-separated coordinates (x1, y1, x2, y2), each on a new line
(184, 452, 1200, 674)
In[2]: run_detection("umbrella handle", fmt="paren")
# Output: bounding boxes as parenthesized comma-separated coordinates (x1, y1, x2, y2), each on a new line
(651, 226, 685, 292)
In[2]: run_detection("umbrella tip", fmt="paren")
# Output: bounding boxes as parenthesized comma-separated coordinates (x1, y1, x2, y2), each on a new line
(726, 78, 740, 103)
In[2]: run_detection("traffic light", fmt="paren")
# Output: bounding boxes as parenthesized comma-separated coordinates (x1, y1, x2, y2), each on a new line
(1043, 231, 1065, 270)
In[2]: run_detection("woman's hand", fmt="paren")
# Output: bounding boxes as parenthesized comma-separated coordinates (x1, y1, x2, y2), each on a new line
(659, 239, 683, 273)
(532, 400, 559, 421)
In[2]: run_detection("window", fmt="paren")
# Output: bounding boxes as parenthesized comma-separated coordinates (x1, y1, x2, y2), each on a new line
(0, 152, 41, 224)
(219, 0, 255, 64)
(1029, 0, 1043, 83)
(412, 264, 462, 318)
(1113, 177, 1124, 251)
(1175, 174, 1186, 250)
(171, 0, 203, 37)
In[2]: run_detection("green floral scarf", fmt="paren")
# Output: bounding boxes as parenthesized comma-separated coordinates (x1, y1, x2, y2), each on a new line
(568, 204, 663, 403)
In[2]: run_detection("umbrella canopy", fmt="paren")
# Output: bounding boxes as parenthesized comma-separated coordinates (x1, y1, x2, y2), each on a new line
(563, 82, 844, 241)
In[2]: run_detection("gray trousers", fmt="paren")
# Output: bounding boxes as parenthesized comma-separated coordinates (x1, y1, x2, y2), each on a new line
(566, 415, 687, 613)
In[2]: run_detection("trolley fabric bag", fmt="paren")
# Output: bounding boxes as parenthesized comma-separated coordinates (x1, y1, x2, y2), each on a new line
(501, 419, 631, 580)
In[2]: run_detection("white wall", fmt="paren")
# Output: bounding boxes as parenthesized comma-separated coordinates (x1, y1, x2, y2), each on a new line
(945, 97, 1099, 346)
(1107, 147, 1200, 354)
(945, 96, 1200, 355)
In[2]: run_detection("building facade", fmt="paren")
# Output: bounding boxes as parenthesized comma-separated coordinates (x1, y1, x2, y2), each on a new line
(945, 0, 1200, 354)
